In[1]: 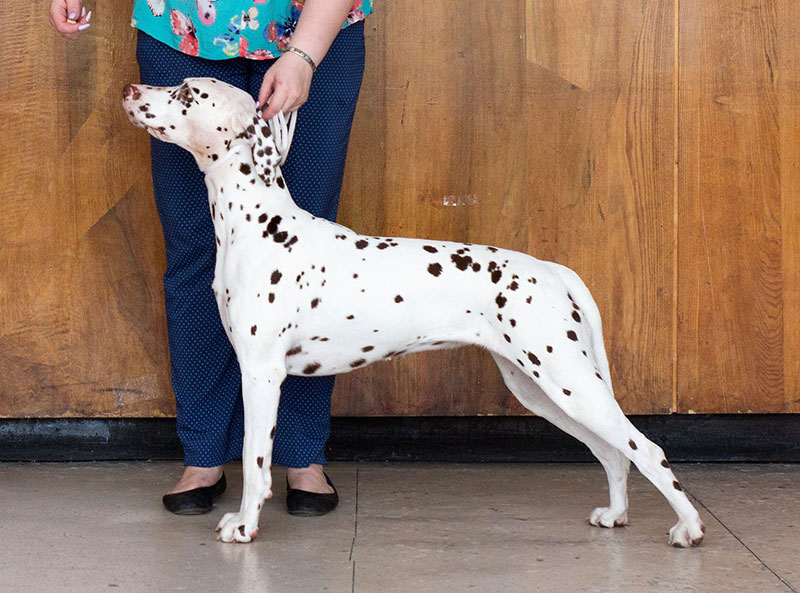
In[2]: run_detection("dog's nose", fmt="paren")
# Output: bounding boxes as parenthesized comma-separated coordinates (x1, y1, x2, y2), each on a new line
(123, 84, 141, 100)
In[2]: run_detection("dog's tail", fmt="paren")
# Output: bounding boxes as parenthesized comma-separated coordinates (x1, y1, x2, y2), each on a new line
(545, 262, 614, 394)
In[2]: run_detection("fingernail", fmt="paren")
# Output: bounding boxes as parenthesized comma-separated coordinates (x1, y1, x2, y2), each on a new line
(86, 10, 92, 22)
(80, 6, 86, 16)
(78, 23, 90, 30)
(68, 11, 77, 18)
(254, 100, 261, 109)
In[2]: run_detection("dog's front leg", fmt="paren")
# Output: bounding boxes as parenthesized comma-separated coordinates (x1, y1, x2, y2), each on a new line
(216, 358, 286, 543)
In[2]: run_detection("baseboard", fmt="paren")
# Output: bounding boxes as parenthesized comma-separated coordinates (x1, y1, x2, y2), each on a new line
(0, 415, 798, 463)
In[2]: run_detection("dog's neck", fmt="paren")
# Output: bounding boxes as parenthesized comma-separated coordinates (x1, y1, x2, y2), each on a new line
(201, 140, 251, 175)
(203, 145, 301, 242)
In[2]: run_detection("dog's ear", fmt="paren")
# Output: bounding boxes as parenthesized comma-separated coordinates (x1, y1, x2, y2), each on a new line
(236, 114, 281, 186)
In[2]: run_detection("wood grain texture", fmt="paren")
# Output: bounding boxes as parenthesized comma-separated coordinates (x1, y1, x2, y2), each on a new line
(677, 0, 799, 412)
(0, 0, 173, 417)
(4, 0, 794, 419)
(333, 0, 676, 415)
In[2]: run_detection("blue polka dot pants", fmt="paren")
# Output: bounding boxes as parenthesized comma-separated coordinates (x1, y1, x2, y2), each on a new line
(135, 22, 365, 468)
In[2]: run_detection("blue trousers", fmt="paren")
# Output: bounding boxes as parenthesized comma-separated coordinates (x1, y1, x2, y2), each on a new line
(135, 23, 365, 468)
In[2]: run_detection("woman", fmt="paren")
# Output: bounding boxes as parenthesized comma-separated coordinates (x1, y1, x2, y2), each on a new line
(49, 0, 371, 516)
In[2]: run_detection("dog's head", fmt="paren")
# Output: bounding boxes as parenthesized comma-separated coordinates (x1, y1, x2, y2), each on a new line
(122, 77, 280, 179)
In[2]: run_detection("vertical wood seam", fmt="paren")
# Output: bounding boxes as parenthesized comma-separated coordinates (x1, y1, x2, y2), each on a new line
(672, 0, 680, 413)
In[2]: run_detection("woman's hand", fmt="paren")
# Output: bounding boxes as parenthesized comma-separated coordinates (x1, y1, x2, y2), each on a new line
(256, 51, 314, 120)
(49, 0, 92, 40)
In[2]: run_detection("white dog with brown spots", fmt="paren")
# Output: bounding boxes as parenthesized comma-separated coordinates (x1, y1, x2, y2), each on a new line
(123, 77, 705, 547)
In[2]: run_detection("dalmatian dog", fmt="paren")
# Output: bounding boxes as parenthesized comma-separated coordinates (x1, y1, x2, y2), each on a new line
(122, 78, 705, 547)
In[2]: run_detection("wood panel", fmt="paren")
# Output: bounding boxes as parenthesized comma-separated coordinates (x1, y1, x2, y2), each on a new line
(0, 0, 173, 417)
(5, 0, 795, 419)
(677, 0, 800, 412)
(333, 0, 676, 415)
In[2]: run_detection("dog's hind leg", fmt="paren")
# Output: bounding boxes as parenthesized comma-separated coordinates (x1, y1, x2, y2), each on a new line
(216, 354, 286, 543)
(529, 359, 705, 547)
(491, 353, 630, 528)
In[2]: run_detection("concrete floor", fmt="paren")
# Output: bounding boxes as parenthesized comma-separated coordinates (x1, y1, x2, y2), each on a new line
(0, 462, 797, 593)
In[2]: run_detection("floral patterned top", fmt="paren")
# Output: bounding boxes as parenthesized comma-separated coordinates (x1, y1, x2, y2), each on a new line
(131, 0, 372, 61)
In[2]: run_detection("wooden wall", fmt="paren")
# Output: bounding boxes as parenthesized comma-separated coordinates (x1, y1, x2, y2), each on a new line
(1, 0, 798, 418)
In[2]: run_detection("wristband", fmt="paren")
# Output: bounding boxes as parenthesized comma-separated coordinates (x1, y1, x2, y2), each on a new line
(285, 46, 317, 73)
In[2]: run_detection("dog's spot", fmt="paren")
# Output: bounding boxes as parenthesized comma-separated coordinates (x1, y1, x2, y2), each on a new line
(510, 319, 516, 327)
(563, 388, 571, 396)
(451, 253, 472, 271)
(270, 426, 276, 439)
(346, 315, 355, 320)
(567, 330, 578, 341)
(271, 270, 282, 284)
(661, 459, 670, 468)
(362, 346, 374, 352)
(350, 359, 366, 368)
(258, 213, 268, 224)
(267, 215, 282, 235)
(508, 281, 519, 291)
(239, 163, 251, 175)
(268, 293, 275, 303)
(311, 298, 320, 309)
(572, 311, 581, 323)
(355, 239, 368, 249)
(596, 372, 603, 380)
(497, 314, 503, 322)
(472, 263, 481, 272)
(533, 370, 540, 378)
(526, 296, 532, 304)
(284, 236, 298, 249)
(257, 456, 263, 468)
(673, 481, 683, 491)
(246, 214, 251, 221)
(276, 177, 285, 189)
(504, 334, 511, 343)
(517, 359, 525, 367)
(303, 363, 321, 375)
(273, 231, 288, 243)
(394, 295, 404, 303)
(377, 242, 389, 249)
(527, 352, 541, 365)
(286, 346, 302, 356)
(423, 245, 438, 253)
(428, 263, 443, 277)
(496, 293, 507, 308)
(629, 439, 637, 450)
(546, 345, 553, 353)
(251, 325, 257, 335)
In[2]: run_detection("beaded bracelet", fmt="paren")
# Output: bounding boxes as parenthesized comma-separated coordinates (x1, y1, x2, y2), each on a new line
(285, 46, 317, 73)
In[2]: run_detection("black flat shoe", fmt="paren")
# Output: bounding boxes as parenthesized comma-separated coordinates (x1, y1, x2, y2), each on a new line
(286, 473, 339, 517)
(162, 472, 226, 515)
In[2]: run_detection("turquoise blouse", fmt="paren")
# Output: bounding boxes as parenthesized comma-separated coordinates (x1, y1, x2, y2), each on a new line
(131, 0, 372, 61)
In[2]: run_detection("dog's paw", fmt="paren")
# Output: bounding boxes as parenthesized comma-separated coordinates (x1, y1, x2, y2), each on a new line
(668, 517, 705, 548)
(588, 507, 628, 528)
(215, 512, 259, 543)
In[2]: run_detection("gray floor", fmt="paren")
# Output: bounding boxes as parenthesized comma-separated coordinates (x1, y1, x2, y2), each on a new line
(0, 462, 797, 593)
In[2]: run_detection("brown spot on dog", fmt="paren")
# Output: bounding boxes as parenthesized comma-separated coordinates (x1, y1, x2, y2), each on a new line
(257, 457, 263, 468)
(629, 439, 638, 450)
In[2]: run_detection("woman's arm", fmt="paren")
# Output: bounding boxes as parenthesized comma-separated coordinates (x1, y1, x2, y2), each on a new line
(257, 0, 354, 119)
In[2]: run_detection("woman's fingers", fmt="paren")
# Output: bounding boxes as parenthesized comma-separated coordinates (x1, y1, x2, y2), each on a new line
(49, 0, 91, 38)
